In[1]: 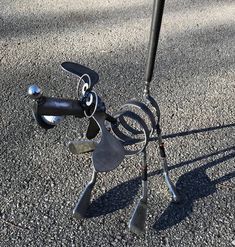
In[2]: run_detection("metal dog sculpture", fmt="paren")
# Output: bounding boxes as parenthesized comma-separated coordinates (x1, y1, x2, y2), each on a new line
(27, 0, 179, 234)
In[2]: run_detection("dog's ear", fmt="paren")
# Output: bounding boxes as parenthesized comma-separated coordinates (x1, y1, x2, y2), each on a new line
(86, 118, 100, 139)
(61, 62, 99, 88)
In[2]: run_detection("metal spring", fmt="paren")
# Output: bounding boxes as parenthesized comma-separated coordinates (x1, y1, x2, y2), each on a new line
(110, 97, 161, 156)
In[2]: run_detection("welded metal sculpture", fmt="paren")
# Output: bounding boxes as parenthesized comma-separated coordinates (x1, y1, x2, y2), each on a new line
(27, 0, 179, 234)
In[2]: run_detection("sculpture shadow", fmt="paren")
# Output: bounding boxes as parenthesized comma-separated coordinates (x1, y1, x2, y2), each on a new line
(162, 123, 235, 140)
(153, 148, 235, 231)
(2, 0, 217, 38)
(87, 170, 159, 218)
(86, 143, 235, 218)
(87, 176, 141, 217)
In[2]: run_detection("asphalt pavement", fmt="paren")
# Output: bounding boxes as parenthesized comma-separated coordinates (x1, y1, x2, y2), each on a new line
(0, 0, 235, 246)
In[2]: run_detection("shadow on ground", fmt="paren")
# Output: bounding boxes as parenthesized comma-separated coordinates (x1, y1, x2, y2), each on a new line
(87, 175, 142, 218)
(153, 147, 235, 231)
(1, 0, 222, 38)
(81, 124, 235, 227)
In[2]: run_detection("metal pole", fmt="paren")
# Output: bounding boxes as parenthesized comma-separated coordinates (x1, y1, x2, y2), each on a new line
(144, 0, 165, 97)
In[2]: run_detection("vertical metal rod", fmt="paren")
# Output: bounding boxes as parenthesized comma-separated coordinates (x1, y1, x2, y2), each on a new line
(144, 0, 165, 96)
(156, 125, 180, 202)
(141, 150, 148, 202)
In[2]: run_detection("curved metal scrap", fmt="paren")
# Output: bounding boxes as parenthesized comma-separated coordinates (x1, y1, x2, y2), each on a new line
(92, 112, 125, 172)
(121, 99, 157, 135)
(145, 95, 161, 125)
(111, 110, 150, 156)
(86, 117, 100, 139)
(61, 62, 99, 87)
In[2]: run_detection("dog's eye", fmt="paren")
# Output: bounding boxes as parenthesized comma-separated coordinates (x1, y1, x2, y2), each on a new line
(82, 82, 90, 95)
(86, 92, 94, 106)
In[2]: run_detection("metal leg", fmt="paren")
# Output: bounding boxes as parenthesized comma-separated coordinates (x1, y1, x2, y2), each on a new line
(73, 169, 97, 219)
(156, 124, 180, 203)
(129, 151, 148, 234)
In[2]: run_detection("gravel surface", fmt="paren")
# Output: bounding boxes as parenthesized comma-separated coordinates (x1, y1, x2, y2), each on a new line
(0, 0, 235, 246)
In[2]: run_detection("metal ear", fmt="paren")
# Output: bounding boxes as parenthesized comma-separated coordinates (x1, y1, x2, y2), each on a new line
(61, 62, 99, 87)
(91, 112, 125, 172)
(86, 117, 100, 140)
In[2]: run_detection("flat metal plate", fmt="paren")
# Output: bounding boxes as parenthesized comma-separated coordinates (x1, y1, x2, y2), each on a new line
(92, 112, 125, 172)
(86, 118, 100, 139)
(61, 62, 99, 86)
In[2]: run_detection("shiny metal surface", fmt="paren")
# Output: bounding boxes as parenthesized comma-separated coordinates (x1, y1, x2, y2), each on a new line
(156, 129, 180, 203)
(73, 169, 97, 219)
(82, 82, 90, 96)
(84, 91, 99, 118)
(27, 85, 42, 99)
(145, 95, 161, 125)
(161, 155, 180, 202)
(128, 199, 147, 235)
(129, 152, 148, 235)
(41, 115, 64, 125)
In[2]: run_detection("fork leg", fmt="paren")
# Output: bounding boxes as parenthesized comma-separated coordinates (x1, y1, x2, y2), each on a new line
(156, 124, 180, 202)
(129, 151, 148, 234)
(73, 169, 97, 219)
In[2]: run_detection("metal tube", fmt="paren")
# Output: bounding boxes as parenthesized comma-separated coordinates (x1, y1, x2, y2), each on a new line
(37, 96, 85, 118)
(144, 0, 165, 96)
(141, 151, 148, 202)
